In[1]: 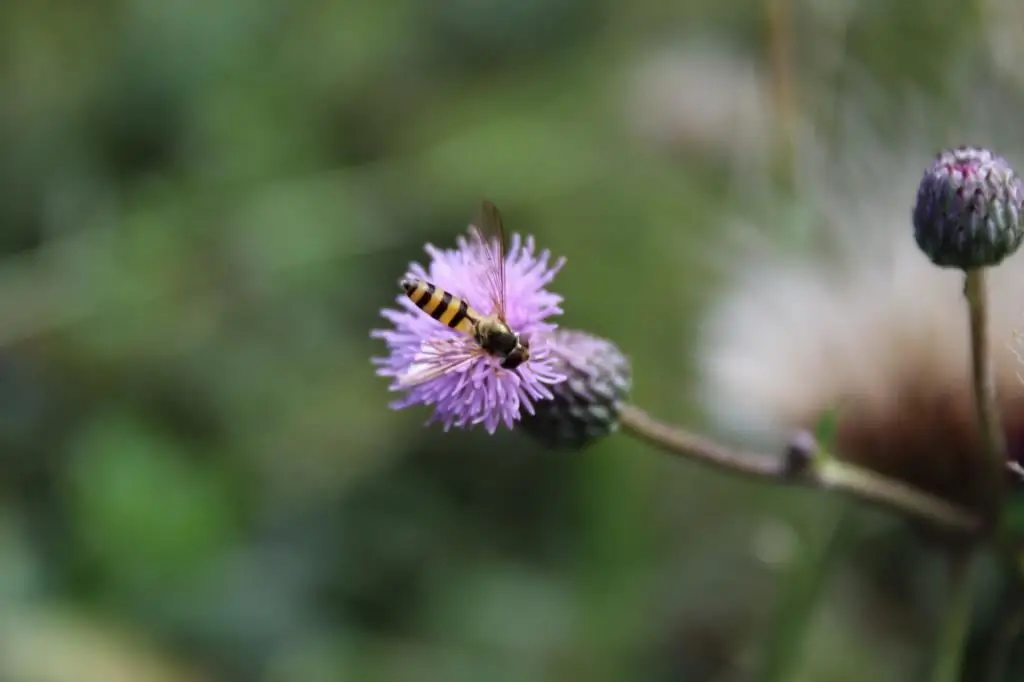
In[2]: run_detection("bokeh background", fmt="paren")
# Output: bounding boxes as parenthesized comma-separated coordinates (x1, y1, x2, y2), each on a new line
(4, 1, 1024, 681)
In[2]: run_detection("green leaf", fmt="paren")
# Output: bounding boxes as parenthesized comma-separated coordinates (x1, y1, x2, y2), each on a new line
(813, 404, 843, 457)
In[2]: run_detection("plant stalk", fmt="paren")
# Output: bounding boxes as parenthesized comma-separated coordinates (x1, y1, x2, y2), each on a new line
(618, 404, 980, 533)
(928, 550, 976, 682)
(965, 267, 1008, 523)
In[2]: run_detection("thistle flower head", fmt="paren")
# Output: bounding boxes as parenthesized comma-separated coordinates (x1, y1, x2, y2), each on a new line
(520, 329, 632, 449)
(372, 225, 567, 433)
(912, 145, 1024, 269)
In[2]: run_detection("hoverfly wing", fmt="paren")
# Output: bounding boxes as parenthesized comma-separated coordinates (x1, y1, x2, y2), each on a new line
(397, 345, 477, 388)
(468, 199, 508, 322)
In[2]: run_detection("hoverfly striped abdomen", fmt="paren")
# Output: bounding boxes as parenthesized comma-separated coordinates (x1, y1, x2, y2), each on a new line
(401, 277, 476, 335)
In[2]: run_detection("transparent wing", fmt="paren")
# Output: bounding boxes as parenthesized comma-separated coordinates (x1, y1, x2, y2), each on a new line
(398, 349, 478, 388)
(468, 199, 508, 321)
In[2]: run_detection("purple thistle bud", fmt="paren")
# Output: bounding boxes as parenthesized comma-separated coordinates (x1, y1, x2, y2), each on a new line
(372, 228, 568, 433)
(520, 329, 632, 449)
(912, 145, 1024, 269)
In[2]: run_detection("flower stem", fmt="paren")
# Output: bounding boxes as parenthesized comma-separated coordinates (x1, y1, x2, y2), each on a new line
(617, 404, 980, 533)
(765, 0, 796, 194)
(928, 550, 976, 682)
(964, 267, 1008, 521)
(814, 459, 974, 530)
(918, 266, 1004, 682)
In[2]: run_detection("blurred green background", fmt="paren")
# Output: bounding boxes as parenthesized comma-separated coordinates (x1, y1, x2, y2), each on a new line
(2, 0, 1024, 680)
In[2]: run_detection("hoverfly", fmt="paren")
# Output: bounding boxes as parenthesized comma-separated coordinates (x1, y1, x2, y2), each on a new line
(399, 200, 530, 387)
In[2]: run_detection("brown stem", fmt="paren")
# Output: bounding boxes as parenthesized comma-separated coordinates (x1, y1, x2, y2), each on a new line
(618, 403, 980, 533)
(618, 403, 784, 479)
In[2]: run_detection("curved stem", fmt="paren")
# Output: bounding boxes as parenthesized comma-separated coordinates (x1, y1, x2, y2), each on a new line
(814, 459, 975, 531)
(617, 404, 980, 533)
(618, 404, 783, 479)
(928, 550, 976, 682)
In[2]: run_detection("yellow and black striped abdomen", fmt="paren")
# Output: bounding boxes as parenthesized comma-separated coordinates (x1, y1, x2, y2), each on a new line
(401, 278, 478, 335)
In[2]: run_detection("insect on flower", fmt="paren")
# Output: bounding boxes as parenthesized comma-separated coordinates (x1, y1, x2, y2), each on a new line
(372, 200, 567, 433)
(400, 201, 531, 382)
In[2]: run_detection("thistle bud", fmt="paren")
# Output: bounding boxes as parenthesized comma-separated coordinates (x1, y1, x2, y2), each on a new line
(912, 145, 1024, 269)
(520, 329, 632, 449)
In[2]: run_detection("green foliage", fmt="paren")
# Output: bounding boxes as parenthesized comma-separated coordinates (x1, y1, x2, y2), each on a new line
(64, 410, 240, 590)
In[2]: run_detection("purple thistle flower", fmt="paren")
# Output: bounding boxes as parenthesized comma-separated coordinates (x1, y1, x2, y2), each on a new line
(372, 227, 568, 433)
